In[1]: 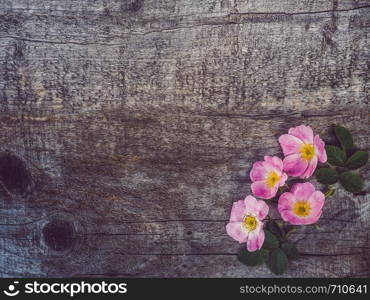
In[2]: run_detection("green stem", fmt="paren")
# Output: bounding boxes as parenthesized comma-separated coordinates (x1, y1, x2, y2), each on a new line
(285, 227, 297, 239)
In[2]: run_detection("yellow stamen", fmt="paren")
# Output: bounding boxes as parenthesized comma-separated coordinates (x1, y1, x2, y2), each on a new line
(299, 144, 315, 161)
(265, 171, 280, 188)
(292, 201, 311, 217)
(242, 215, 257, 232)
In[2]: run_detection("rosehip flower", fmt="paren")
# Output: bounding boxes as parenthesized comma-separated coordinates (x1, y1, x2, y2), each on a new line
(278, 125, 327, 178)
(226, 195, 269, 252)
(278, 182, 325, 225)
(250, 156, 288, 199)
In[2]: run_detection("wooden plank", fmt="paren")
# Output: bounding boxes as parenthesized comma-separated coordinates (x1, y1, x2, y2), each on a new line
(0, 0, 369, 277)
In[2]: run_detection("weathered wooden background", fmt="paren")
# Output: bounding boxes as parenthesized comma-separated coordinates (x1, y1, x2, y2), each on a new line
(0, 0, 369, 277)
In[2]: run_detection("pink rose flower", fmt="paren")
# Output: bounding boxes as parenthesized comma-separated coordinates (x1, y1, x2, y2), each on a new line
(278, 182, 325, 225)
(250, 156, 288, 199)
(226, 195, 269, 252)
(278, 125, 327, 179)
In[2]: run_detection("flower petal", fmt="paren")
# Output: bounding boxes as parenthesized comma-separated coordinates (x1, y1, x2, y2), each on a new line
(278, 134, 303, 156)
(243, 196, 269, 220)
(226, 222, 248, 243)
(229, 200, 246, 222)
(308, 191, 325, 215)
(250, 161, 267, 182)
(278, 192, 310, 224)
(300, 210, 322, 225)
(256, 200, 269, 220)
(314, 135, 327, 163)
(284, 213, 317, 225)
(251, 181, 278, 200)
(283, 154, 308, 177)
(279, 172, 288, 187)
(243, 195, 259, 212)
(262, 160, 281, 175)
(300, 156, 318, 179)
(288, 125, 314, 144)
(246, 227, 264, 252)
(257, 229, 265, 249)
(264, 156, 284, 172)
(278, 192, 296, 214)
(290, 182, 315, 201)
(279, 185, 324, 225)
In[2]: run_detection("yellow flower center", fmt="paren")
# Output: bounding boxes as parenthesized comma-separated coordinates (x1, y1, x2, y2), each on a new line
(242, 215, 258, 232)
(292, 201, 311, 217)
(299, 144, 315, 161)
(265, 171, 280, 188)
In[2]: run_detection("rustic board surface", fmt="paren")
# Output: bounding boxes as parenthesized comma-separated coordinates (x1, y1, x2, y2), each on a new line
(0, 0, 369, 277)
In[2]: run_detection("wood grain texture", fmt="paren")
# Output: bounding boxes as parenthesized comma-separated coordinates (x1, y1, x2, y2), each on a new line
(0, 0, 369, 277)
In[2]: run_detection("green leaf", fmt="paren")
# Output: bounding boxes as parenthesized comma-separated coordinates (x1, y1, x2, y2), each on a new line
(281, 243, 299, 260)
(325, 145, 346, 166)
(335, 125, 354, 151)
(237, 248, 269, 266)
(262, 230, 279, 249)
(339, 171, 364, 193)
(346, 151, 369, 170)
(315, 168, 338, 184)
(267, 248, 288, 275)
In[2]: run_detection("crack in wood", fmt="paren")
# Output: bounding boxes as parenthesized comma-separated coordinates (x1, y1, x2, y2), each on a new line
(1, 5, 369, 44)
